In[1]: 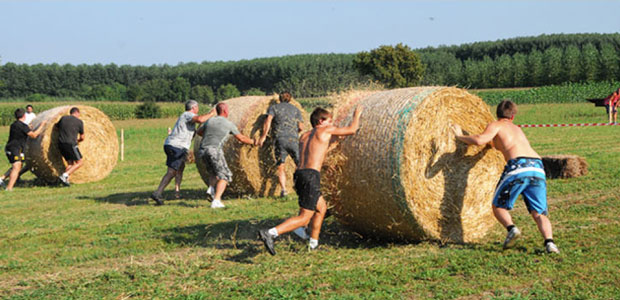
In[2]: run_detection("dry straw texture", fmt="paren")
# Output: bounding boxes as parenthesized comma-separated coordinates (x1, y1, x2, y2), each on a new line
(323, 87, 505, 243)
(26, 105, 118, 184)
(542, 155, 588, 179)
(194, 95, 309, 197)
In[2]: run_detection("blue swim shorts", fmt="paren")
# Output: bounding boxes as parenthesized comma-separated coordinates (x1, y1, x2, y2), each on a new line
(492, 157, 548, 215)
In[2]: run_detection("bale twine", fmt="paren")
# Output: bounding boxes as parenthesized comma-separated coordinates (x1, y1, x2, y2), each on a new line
(194, 95, 309, 197)
(322, 87, 505, 243)
(542, 155, 588, 179)
(26, 105, 118, 184)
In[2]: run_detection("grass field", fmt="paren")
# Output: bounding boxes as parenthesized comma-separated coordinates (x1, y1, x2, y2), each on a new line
(1, 103, 619, 299)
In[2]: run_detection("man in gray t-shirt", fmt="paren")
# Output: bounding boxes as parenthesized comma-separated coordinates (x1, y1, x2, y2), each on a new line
(151, 100, 216, 205)
(257, 92, 304, 197)
(197, 102, 254, 208)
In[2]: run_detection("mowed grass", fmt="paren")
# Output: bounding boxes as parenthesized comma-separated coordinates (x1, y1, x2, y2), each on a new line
(1, 103, 619, 299)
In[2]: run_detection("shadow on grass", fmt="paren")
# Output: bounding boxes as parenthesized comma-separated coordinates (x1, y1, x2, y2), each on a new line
(160, 216, 392, 264)
(78, 189, 209, 206)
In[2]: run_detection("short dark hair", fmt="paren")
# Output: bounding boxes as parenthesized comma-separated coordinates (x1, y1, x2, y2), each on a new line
(70, 107, 80, 115)
(310, 107, 331, 127)
(14, 108, 25, 120)
(279, 92, 292, 103)
(26, 104, 33, 109)
(496, 100, 517, 119)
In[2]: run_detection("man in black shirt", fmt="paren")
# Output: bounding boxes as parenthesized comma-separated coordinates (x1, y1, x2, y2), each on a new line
(56, 107, 85, 186)
(0, 108, 46, 191)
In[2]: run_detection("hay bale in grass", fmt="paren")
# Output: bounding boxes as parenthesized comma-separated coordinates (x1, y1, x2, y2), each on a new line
(542, 155, 588, 179)
(26, 105, 118, 184)
(194, 95, 309, 197)
(322, 87, 505, 243)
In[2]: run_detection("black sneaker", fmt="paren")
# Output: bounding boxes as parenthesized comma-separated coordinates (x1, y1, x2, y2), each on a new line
(258, 229, 276, 256)
(150, 193, 164, 206)
(58, 175, 70, 187)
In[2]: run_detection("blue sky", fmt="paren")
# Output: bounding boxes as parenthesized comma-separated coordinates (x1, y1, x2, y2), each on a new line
(1, 1, 619, 66)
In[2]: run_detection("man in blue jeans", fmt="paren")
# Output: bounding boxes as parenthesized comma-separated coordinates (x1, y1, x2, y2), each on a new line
(451, 100, 559, 254)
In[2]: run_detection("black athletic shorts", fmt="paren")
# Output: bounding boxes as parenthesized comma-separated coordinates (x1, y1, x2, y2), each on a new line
(5, 147, 25, 164)
(274, 137, 300, 166)
(58, 143, 82, 162)
(294, 169, 321, 211)
(164, 145, 187, 171)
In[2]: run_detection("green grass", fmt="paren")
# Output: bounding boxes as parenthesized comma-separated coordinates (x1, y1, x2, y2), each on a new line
(1, 103, 619, 299)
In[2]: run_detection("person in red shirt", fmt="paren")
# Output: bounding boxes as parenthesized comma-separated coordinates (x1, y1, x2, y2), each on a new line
(604, 89, 619, 123)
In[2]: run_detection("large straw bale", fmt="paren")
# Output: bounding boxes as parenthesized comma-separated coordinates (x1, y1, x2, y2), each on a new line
(323, 87, 505, 243)
(194, 95, 309, 196)
(26, 105, 118, 184)
(542, 155, 588, 179)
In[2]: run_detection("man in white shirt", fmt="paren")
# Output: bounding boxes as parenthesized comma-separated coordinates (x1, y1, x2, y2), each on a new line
(24, 105, 36, 125)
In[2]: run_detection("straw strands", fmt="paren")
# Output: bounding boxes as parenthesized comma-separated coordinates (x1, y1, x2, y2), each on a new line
(26, 105, 118, 184)
(323, 87, 505, 243)
(542, 155, 588, 179)
(194, 95, 309, 197)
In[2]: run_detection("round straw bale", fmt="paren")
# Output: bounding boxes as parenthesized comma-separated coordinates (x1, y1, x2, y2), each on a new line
(542, 155, 588, 179)
(194, 95, 309, 197)
(26, 105, 118, 184)
(323, 87, 505, 243)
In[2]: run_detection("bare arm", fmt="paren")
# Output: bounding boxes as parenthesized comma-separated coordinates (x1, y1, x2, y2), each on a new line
(258, 115, 273, 146)
(330, 106, 363, 136)
(451, 123, 499, 146)
(78, 133, 85, 143)
(297, 121, 304, 133)
(192, 108, 217, 124)
(234, 134, 254, 145)
(26, 120, 47, 138)
(196, 124, 205, 137)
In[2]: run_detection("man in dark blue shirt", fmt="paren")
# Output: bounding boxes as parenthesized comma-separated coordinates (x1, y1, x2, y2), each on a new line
(56, 107, 85, 186)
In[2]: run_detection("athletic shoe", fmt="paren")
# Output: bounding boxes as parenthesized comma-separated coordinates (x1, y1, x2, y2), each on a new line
(210, 199, 225, 208)
(545, 242, 560, 254)
(293, 226, 310, 240)
(150, 192, 164, 206)
(59, 175, 70, 187)
(206, 186, 215, 202)
(258, 229, 276, 256)
(503, 226, 521, 249)
(280, 189, 288, 198)
(0, 178, 5, 189)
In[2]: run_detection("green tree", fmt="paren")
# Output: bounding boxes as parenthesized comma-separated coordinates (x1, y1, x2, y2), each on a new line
(494, 54, 514, 87)
(526, 50, 544, 86)
(216, 83, 240, 101)
(598, 43, 619, 81)
(562, 45, 581, 82)
(354, 43, 425, 88)
(580, 43, 599, 82)
(512, 53, 528, 87)
(542, 47, 563, 85)
(243, 87, 266, 96)
(190, 85, 215, 104)
(169, 77, 191, 102)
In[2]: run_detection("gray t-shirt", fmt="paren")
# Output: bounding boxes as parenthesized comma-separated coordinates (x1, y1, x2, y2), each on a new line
(164, 111, 197, 150)
(198, 116, 240, 152)
(267, 102, 303, 139)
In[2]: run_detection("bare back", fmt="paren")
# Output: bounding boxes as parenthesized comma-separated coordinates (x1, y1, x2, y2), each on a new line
(298, 127, 333, 171)
(492, 119, 540, 161)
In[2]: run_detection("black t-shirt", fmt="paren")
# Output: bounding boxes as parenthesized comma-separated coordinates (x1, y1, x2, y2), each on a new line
(267, 102, 303, 139)
(57, 115, 84, 145)
(5, 121, 31, 151)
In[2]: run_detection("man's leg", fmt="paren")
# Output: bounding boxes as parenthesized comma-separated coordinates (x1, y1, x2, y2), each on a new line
(6, 162, 22, 191)
(155, 167, 177, 196)
(277, 163, 287, 195)
(492, 205, 514, 227)
(174, 162, 185, 197)
(64, 159, 83, 177)
(530, 211, 553, 240)
(275, 208, 315, 236)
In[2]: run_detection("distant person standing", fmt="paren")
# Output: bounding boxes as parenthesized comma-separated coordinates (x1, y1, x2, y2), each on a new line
(151, 100, 216, 205)
(24, 104, 36, 125)
(197, 102, 255, 208)
(257, 92, 304, 197)
(0, 108, 46, 190)
(56, 107, 85, 186)
(603, 89, 619, 123)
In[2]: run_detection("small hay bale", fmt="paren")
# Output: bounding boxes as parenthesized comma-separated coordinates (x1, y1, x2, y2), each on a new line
(323, 87, 505, 243)
(194, 95, 310, 197)
(26, 105, 118, 184)
(542, 155, 588, 179)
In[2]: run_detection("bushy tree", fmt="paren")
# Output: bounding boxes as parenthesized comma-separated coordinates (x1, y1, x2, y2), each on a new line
(169, 77, 191, 102)
(216, 83, 240, 101)
(581, 43, 599, 82)
(562, 45, 581, 82)
(135, 101, 162, 118)
(354, 43, 425, 88)
(190, 85, 215, 104)
(243, 87, 266, 96)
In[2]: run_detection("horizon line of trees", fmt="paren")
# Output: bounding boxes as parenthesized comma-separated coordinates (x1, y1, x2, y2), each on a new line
(1, 33, 619, 101)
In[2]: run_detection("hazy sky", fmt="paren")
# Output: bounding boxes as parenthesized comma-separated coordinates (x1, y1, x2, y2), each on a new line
(1, 1, 619, 66)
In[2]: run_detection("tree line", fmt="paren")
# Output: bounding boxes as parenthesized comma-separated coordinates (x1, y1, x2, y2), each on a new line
(1, 33, 619, 101)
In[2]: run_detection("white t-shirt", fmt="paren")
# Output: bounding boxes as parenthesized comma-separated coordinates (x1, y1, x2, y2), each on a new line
(164, 111, 197, 150)
(24, 112, 36, 125)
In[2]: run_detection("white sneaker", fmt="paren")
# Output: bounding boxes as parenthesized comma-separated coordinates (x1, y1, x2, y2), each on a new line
(0, 178, 5, 189)
(293, 227, 310, 240)
(503, 226, 521, 249)
(206, 186, 215, 202)
(545, 242, 560, 254)
(210, 199, 225, 208)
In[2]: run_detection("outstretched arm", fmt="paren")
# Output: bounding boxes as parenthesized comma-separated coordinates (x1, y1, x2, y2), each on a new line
(451, 123, 499, 146)
(257, 115, 273, 146)
(330, 106, 364, 136)
(192, 108, 217, 124)
(26, 120, 47, 139)
(234, 134, 255, 145)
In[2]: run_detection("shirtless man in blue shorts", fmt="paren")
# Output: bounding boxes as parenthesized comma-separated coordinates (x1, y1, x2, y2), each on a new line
(451, 100, 559, 253)
(258, 106, 363, 255)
